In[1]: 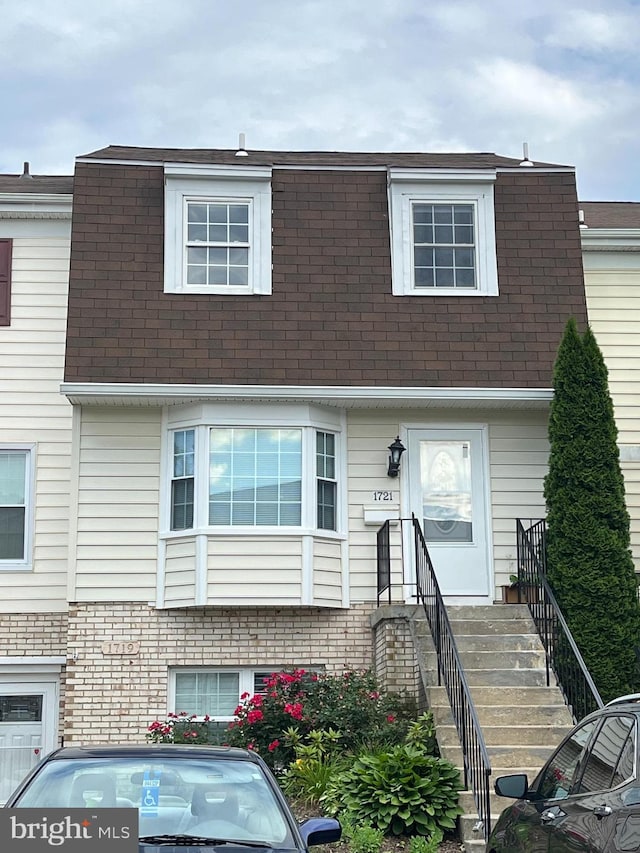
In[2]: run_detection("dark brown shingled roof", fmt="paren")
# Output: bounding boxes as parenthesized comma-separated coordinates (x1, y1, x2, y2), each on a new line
(580, 201, 640, 229)
(79, 145, 571, 170)
(0, 174, 73, 194)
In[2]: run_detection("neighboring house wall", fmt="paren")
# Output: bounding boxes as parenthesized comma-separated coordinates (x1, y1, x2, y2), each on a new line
(581, 205, 640, 569)
(0, 228, 72, 610)
(0, 175, 73, 791)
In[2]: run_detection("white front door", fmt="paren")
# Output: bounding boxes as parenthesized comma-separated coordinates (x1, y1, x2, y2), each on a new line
(407, 427, 492, 601)
(0, 682, 57, 803)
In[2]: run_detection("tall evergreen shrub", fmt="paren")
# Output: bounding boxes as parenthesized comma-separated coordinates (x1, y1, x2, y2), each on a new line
(544, 318, 640, 701)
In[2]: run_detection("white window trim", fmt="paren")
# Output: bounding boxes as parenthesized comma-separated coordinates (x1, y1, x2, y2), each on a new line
(388, 172, 498, 297)
(164, 166, 272, 296)
(161, 403, 344, 538)
(169, 666, 319, 722)
(0, 444, 35, 571)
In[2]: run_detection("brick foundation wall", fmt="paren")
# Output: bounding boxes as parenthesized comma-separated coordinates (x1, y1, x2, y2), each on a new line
(64, 603, 380, 743)
(0, 613, 68, 656)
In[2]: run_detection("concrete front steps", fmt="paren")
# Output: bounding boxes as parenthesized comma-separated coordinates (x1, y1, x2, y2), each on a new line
(412, 604, 575, 853)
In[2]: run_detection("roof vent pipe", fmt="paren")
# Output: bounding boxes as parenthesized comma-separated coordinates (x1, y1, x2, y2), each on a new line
(235, 133, 249, 157)
(20, 161, 34, 179)
(519, 142, 534, 167)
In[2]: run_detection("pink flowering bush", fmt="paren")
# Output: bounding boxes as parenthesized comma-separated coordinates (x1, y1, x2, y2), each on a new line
(146, 670, 416, 770)
(146, 711, 220, 745)
(225, 669, 415, 769)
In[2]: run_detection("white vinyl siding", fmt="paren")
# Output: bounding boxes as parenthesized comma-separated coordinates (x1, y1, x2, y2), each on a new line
(584, 260, 640, 569)
(206, 536, 303, 603)
(73, 407, 162, 602)
(164, 538, 197, 607)
(0, 232, 71, 610)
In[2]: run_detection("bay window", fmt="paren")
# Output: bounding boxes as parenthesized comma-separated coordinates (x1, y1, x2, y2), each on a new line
(167, 416, 341, 534)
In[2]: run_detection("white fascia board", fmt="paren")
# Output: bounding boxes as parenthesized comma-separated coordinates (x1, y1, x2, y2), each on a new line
(164, 163, 272, 180)
(60, 382, 553, 407)
(497, 167, 576, 175)
(0, 194, 72, 216)
(581, 228, 640, 251)
(388, 168, 496, 183)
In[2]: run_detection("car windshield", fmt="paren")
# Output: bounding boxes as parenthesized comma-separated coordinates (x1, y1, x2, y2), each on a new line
(10, 756, 295, 846)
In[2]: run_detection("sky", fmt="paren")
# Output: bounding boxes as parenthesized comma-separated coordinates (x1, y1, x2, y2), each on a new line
(2, 0, 640, 201)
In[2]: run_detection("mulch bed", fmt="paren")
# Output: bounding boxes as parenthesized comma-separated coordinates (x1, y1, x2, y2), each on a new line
(293, 801, 464, 853)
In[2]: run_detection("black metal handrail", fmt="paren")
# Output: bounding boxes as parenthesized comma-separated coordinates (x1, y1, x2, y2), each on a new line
(376, 520, 392, 605)
(516, 519, 604, 721)
(411, 515, 493, 841)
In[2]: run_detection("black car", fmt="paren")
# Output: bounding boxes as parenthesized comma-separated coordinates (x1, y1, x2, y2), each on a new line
(488, 694, 640, 853)
(3, 744, 341, 851)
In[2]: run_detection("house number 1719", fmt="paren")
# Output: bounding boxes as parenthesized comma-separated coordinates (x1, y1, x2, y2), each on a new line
(373, 491, 394, 501)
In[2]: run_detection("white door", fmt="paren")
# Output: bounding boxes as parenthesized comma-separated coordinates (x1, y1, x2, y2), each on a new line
(407, 428, 491, 601)
(0, 682, 57, 803)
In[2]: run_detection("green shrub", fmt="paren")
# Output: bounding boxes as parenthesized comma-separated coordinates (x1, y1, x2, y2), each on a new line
(404, 711, 438, 756)
(545, 319, 640, 699)
(280, 728, 347, 804)
(322, 744, 462, 837)
(348, 824, 385, 853)
(408, 830, 444, 853)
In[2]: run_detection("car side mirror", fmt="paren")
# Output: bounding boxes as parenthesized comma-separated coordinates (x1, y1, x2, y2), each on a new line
(299, 818, 342, 847)
(495, 773, 530, 799)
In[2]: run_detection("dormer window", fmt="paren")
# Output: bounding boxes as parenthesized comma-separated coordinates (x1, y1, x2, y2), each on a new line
(389, 170, 498, 297)
(164, 165, 272, 296)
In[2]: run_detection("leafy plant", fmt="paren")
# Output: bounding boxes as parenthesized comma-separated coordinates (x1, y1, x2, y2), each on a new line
(280, 728, 346, 804)
(322, 744, 462, 837)
(408, 830, 444, 853)
(404, 711, 438, 756)
(348, 824, 385, 853)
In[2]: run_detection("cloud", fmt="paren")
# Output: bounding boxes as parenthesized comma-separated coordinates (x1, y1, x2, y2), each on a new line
(467, 58, 603, 126)
(3, 0, 640, 198)
(544, 7, 640, 53)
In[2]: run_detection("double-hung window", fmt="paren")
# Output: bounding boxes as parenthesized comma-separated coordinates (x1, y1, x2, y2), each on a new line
(164, 165, 272, 295)
(316, 432, 337, 530)
(186, 200, 250, 287)
(413, 203, 476, 289)
(168, 414, 340, 534)
(389, 171, 498, 297)
(0, 447, 33, 569)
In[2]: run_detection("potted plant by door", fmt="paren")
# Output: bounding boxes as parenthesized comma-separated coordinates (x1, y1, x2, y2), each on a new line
(502, 574, 539, 604)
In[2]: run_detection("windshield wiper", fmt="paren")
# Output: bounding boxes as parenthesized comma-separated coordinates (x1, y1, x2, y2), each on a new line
(139, 836, 273, 847)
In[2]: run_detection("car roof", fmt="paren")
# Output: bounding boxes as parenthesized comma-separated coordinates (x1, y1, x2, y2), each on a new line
(45, 744, 260, 762)
(605, 693, 640, 709)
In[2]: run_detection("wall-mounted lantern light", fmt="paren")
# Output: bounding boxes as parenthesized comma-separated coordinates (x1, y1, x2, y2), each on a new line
(387, 436, 406, 478)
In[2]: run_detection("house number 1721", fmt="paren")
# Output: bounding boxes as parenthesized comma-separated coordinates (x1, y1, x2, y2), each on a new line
(373, 491, 394, 501)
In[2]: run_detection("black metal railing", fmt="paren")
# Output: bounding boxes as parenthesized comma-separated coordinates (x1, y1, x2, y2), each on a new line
(376, 520, 392, 605)
(411, 515, 493, 841)
(516, 519, 604, 721)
